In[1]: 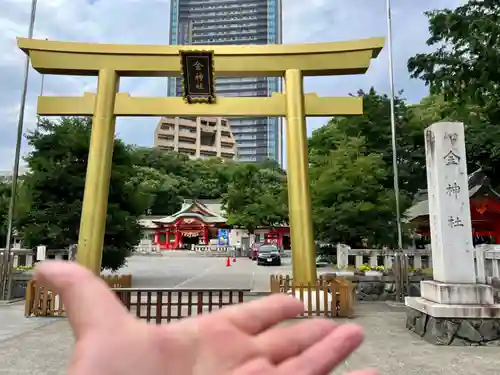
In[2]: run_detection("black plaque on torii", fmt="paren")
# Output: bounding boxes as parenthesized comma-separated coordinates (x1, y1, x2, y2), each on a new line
(180, 50, 216, 104)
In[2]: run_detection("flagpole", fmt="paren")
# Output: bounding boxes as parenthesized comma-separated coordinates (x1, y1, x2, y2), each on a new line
(386, 0, 403, 250)
(0, 0, 38, 300)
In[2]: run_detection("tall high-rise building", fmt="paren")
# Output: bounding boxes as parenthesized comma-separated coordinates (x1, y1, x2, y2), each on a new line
(168, 0, 283, 164)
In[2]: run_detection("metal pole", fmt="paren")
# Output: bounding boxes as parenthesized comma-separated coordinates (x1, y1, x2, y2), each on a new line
(0, 0, 38, 300)
(386, 0, 403, 250)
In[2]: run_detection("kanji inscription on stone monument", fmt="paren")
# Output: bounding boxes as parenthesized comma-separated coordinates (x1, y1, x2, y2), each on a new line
(424, 122, 476, 283)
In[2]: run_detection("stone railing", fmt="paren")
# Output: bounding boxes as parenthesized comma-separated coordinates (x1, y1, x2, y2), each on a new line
(336, 243, 500, 284)
(475, 244, 500, 283)
(134, 243, 161, 254)
(193, 245, 237, 257)
(0, 248, 35, 268)
(336, 245, 432, 269)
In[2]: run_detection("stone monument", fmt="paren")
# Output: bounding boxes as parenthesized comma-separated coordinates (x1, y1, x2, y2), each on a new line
(405, 122, 500, 346)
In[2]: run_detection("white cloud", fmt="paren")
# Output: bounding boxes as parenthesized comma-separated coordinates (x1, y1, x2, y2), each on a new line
(0, 0, 467, 170)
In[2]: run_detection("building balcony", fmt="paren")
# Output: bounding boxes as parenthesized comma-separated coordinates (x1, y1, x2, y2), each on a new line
(201, 125, 215, 133)
(221, 139, 235, 147)
(155, 138, 175, 147)
(200, 145, 217, 153)
(178, 142, 197, 151)
(157, 127, 174, 135)
(178, 131, 197, 140)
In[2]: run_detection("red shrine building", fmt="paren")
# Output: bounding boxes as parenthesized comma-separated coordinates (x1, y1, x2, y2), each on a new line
(138, 199, 290, 250)
(407, 169, 500, 245)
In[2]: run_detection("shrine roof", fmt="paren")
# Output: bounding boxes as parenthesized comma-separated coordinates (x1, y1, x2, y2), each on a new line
(139, 199, 227, 227)
(405, 169, 500, 222)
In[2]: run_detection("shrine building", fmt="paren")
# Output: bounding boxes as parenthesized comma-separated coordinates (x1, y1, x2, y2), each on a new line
(138, 199, 290, 250)
(406, 169, 500, 245)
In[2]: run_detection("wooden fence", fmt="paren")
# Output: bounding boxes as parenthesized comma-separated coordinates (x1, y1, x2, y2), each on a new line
(25, 276, 248, 322)
(392, 254, 410, 302)
(270, 275, 354, 318)
(115, 289, 246, 323)
(25, 275, 132, 317)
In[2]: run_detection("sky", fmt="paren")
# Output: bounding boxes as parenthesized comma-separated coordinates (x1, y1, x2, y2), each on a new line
(0, 0, 467, 171)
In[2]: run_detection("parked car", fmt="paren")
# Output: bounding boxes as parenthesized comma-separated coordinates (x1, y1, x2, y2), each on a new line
(249, 242, 264, 260)
(316, 254, 334, 268)
(257, 244, 281, 266)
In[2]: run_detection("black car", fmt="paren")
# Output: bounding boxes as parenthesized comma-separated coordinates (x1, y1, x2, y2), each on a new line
(257, 245, 281, 266)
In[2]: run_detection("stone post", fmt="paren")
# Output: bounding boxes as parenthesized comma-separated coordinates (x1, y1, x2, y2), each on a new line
(369, 255, 378, 268)
(336, 244, 349, 269)
(474, 245, 486, 284)
(405, 122, 500, 346)
(425, 122, 475, 283)
(355, 255, 363, 269)
(413, 255, 422, 269)
(384, 255, 393, 269)
(36, 245, 46, 261)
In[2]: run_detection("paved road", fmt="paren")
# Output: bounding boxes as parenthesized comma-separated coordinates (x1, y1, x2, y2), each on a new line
(0, 304, 57, 344)
(109, 254, 292, 291)
(0, 302, 499, 375)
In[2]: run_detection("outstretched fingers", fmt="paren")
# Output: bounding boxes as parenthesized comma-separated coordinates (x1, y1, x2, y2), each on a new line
(255, 319, 339, 364)
(212, 294, 304, 334)
(35, 261, 132, 339)
(344, 371, 379, 375)
(278, 323, 365, 375)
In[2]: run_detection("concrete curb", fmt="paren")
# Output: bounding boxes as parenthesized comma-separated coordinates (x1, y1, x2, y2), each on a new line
(0, 298, 24, 306)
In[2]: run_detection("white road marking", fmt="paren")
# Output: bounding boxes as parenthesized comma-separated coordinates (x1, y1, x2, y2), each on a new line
(172, 264, 218, 288)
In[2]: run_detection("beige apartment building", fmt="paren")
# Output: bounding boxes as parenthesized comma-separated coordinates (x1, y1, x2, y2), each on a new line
(154, 117, 237, 160)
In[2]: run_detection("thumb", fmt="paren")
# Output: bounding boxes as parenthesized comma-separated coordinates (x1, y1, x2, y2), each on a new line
(35, 260, 132, 338)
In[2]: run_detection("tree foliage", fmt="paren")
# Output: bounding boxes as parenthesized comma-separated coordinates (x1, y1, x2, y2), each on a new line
(16, 118, 146, 270)
(309, 88, 427, 197)
(222, 163, 288, 233)
(309, 136, 406, 248)
(408, 1, 500, 185)
(408, 0, 500, 125)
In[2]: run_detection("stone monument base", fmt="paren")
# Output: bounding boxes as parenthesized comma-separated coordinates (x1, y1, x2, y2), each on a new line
(420, 280, 494, 304)
(405, 296, 500, 346)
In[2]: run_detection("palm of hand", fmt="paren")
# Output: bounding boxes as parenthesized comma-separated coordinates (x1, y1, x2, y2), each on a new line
(36, 261, 377, 375)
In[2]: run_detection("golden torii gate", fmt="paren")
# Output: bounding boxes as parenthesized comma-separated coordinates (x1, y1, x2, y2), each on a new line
(18, 37, 384, 284)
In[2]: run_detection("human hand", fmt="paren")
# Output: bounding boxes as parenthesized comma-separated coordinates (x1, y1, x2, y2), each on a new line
(35, 261, 377, 375)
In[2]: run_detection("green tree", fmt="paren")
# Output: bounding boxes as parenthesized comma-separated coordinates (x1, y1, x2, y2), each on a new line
(408, 0, 500, 184)
(309, 137, 406, 248)
(130, 147, 241, 204)
(309, 88, 427, 198)
(127, 166, 184, 216)
(409, 94, 500, 185)
(408, 0, 500, 125)
(17, 117, 147, 271)
(222, 164, 288, 233)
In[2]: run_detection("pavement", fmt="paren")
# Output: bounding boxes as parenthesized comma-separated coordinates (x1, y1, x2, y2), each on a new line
(1, 254, 500, 374)
(1, 302, 499, 375)
(105, 253, 291, 292)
